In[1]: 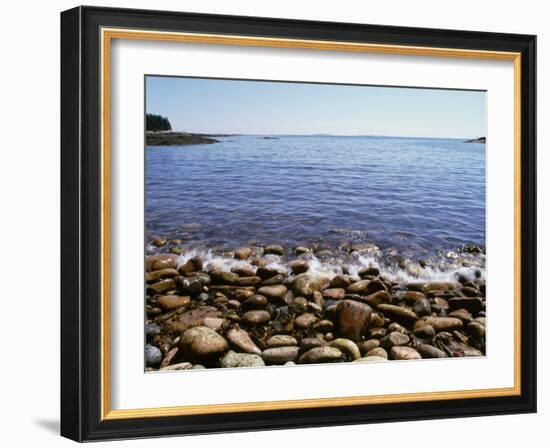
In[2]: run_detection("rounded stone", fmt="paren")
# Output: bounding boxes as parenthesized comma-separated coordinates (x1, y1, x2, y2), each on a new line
(145, 344, 162, 366)
(242, 310, 271, 325)
(298, 346, 343, 364)
(390, 346, 422, 360)
(266, 335, 298, 347)
(179, 326, 228, 363)
(262, 346, 300, 364)
(221, 350, 265, 368)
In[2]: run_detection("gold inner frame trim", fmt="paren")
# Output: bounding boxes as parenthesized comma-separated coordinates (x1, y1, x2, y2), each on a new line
(100, 27, 522, 421)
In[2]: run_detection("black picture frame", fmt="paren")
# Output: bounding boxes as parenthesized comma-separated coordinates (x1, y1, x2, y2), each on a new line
(61, 5, 536, 442)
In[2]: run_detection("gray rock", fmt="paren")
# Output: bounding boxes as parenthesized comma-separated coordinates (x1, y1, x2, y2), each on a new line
(242, 310, 271, 325)
(221, 350, 265, 368)
(145, 344, 162, 366)
(329, 338, 361, 360)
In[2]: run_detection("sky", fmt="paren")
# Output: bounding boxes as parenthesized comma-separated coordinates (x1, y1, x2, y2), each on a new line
(146, 76, 486, 139)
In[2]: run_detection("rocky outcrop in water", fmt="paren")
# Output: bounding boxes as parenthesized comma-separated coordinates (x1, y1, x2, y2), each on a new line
(145, 244, 486, 371)
(146, 131, 219, 146)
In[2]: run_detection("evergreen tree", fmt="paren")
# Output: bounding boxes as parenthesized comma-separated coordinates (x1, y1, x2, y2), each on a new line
(146, 114, 172, 131)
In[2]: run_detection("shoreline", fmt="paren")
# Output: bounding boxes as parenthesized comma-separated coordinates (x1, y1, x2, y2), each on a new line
(146, 131, 219, 146)
(145, 243, 486, 371)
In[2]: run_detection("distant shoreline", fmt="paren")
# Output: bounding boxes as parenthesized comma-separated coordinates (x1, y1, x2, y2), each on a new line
(464, 137, 486, 144)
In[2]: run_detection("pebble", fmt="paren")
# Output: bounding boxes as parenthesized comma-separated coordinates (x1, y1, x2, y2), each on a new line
(366, 347, 388, 359)
(145, 344, 162, 366)
(257, 285, 288, 301)
(415, 316, 463, 332)
(226, 328, 262, 354)
(390, 346, 422, 360)
(179, 326, 228, 363)
(377, 304, 417, 326)
(299, 346, 343, 364)
(336, 300, 373, 342)
(241, 294, 268, 310)
(221, 350, 265, 368)
(234, 247, 252, 260)
(381, 332, 410, 348)
(157, 295, 190, 311)
(266, 335, 298, 347)
(262, 346, 300, 364)
(329, 338, 361, 360)
(414, 324, 436, 339)
(294, 313, 319, 329)
(300, 338, 327, 351)
(242, 310, 271, 325)
(264, 244, 285, 255)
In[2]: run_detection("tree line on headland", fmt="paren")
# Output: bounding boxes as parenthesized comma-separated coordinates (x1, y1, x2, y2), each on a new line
(146, 114, 172, 132)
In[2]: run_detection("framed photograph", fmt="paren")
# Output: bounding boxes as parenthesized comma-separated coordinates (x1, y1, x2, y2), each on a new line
(60, 6, 536, 441)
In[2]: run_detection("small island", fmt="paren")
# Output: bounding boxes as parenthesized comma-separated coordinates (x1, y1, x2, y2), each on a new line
(465, 137, 486, 144)
(146, 131, 219, 146)
(146, 113, 219, 146)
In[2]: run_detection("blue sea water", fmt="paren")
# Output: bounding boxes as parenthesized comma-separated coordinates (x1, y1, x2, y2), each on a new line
(145, 135, 485, 260)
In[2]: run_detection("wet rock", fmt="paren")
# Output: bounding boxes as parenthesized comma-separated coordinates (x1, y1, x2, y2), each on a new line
(242, 310, 271, 325)
(413, 298, 431, 316)
(461, 286, 481, 297)
(145, 268, 179, 283)
(234, 276, 262, 286)
(448, 297, 483, 314)
(358, 266, 380, 277)
(395, 291, 426, 303)
(330, 275, 352, 289)
(147, 278, 176, 295)
(178, 256, 203, 274)
(381, 332, 410, 349)
(365, 279, 388, 295)
(262, 346, 300, 364)
(414, 324, 436, 339)
(361, 290, 392, 307)
(179, 326, 228, 364)
(232, 265, 256, 277)
(233, 289, 256, 301)
(433, 297, 449, 310)
(299, 346, 343, 364)
(366, 347, 388, 359)
(295, 313, 319, 329)
(210, 270, 240, 285)
(264, 244, 285, 255)
(157, 295, 191, 311)
(152, 237, 167, 247)
(346, 280, 370, 294)
(241, 294, 268, 310)
(266, 335, 298, 347)
(288, 259, 309, 275)
(257, 285, 288, 302)
(322, 288, 346, 300)
(329, 338, 361, 360)
(335, 300, 373, 341)
(145, 344, 162, 366)
(227, 299, 241, 309)
(390, 346, 421, 360)
(221, 350, 265, 368)
(416, 344, 448, 359)
(234, 247, 252, 260)
(256, 266, 283, 280)
(415, 316, 463, 332)
(260, 274, 286, 286)
(295, 246, 311, 254)
(368, 327, 387, 339)
(292, 275, 330, 297)
(175, 276, 206, 295)
(227, 328, 262, 355)
(147, 254, 179, 271)
(350, 243, 378, 253)
(377, 304, 417, 326)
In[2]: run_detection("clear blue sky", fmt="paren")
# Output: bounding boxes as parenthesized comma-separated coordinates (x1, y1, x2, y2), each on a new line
(146, 76, 486, 138)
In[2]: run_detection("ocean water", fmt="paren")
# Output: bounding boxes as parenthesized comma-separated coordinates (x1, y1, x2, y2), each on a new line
(145, 135, 485, 275)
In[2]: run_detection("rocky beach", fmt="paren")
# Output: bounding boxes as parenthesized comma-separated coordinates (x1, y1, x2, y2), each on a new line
(145, 241, 486, 371)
